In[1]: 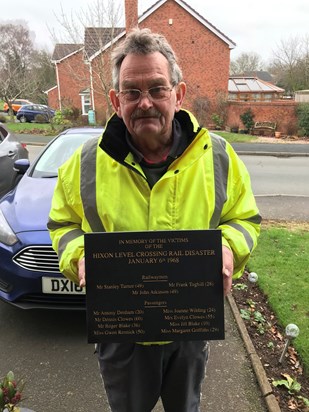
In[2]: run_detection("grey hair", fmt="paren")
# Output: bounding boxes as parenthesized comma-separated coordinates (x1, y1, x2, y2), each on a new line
(111, 27, 183, 90)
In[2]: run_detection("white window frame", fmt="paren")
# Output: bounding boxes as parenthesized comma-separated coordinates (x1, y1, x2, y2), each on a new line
(81, 94, 91, 115)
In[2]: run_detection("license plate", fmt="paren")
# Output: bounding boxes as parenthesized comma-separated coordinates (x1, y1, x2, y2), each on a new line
(42, 277, 85, 295)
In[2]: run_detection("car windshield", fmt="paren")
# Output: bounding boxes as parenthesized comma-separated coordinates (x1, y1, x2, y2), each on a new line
(32, 132, 101, 178)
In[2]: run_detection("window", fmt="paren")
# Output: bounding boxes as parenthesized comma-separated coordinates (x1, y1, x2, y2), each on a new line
(264, 94, 272, 101)
(0, 125, 8, 141)
(80, 94, 91, 115)
(228, 93, 237, 100)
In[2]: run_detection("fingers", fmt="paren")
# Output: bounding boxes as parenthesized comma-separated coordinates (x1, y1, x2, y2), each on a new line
(78, 257, 86, 287)
(222, 245, 234, 296)
(223, 268, 233, 296)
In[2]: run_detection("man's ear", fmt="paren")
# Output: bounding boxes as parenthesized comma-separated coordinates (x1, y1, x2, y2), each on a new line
(175, 82, 187, 112)
(109, 89, 122, 118)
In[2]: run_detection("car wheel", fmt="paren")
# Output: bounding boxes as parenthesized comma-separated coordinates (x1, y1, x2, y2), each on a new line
(19, 115, 28, 123)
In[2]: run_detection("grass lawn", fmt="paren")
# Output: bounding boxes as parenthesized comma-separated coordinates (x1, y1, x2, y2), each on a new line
(247, 222, 309, 374)
(4, 121, 57, 135)
(1, 119, 258, 142)
(213, 130, 258, 143)
(0, 118, 63, 135)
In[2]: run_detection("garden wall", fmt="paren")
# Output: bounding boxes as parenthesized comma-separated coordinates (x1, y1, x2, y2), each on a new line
(226, 101, 298, 135)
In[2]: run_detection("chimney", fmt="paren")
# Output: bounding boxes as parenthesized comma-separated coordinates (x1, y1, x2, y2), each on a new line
(125, 0, 139, 33)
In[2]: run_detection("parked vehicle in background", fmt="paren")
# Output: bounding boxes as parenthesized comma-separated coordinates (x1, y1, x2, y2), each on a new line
(16, 104, 55, 123)
(0, 123, 29, 198)
(0, 126, 104, 310)
(3, 99, 33, 115)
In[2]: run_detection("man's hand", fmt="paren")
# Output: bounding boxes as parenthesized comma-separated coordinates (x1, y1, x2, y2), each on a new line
(222, 245, 234, 296)
(78, 257, 86, 287)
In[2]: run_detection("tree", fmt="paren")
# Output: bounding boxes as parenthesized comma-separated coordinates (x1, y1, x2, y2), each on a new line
(230, 52, 264, 75)
(0, 22, 55, 118)
(50, 0, 123, 119)
(0, 23, 34, 118)
(30, 49, 56, 104)
(269, 35, 309, 93)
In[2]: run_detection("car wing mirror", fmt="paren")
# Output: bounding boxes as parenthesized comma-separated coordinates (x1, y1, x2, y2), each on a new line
(13, 158, 30, 174)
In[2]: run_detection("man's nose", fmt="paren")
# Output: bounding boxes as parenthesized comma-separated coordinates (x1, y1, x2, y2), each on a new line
(138, 91, 153, 108)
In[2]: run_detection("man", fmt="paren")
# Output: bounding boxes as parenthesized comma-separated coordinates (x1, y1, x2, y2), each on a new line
(48, 28, 261, 412)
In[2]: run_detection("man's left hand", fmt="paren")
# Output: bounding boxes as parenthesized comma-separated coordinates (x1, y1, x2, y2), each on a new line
(222, 245, 234, 296)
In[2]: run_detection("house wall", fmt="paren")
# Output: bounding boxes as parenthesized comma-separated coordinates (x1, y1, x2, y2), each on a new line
(139, 0, 231, 125)
(226, 101, 298, 135)
(53, 50, 90, 111)
(48, 87, 59, 110)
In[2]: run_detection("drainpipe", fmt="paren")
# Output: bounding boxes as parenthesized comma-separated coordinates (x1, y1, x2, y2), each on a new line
(55, 62, 62, 111)
(89, 63, 95, 111)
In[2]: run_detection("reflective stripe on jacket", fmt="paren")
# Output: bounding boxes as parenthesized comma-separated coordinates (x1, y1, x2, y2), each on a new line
(48, 109, 261, 286)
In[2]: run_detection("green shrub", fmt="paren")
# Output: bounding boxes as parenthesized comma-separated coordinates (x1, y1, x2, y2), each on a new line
(296, 103, 309, 137)
(0, 115, 7, 123)
(211, 113, 224, 129)
(51, 110, 66, 125)
(240, 108, 255, 131)
(50, 110, 72, 132)
(62, 106, 81, 121)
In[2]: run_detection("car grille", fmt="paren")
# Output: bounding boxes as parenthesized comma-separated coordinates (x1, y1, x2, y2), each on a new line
(16, 293, 86, 310)
(13, 246, 60, 273)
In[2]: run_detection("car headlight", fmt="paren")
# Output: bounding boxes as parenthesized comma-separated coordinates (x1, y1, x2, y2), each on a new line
(0, 209, 18, 245)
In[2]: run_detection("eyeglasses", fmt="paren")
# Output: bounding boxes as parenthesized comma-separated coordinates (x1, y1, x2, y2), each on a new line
(117, 86, 174, 104)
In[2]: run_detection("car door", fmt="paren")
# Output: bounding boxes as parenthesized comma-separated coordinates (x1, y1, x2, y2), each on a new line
(0, 126, 18, 197)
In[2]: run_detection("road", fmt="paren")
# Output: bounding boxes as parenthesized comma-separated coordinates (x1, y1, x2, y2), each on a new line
(240, 155, 309, 221)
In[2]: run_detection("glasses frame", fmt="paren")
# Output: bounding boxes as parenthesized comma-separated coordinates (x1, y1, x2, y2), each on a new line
(117, 85, 175, 104)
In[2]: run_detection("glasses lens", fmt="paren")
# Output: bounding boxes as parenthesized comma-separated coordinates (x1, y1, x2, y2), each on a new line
(149, 87, 170, 100)
(122, 90, 141, 102)
(118, 86, 172, 104)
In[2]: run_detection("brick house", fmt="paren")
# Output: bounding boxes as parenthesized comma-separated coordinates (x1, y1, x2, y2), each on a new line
(47, 0, 235, 125)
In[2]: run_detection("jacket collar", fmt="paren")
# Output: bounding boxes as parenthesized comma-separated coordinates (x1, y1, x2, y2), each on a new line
(99, 109, 201, 163)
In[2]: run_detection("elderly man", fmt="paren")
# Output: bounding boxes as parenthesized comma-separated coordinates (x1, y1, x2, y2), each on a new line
(48, 28, 261, 412)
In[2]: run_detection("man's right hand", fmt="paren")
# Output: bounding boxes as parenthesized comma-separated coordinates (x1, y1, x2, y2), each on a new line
(78, 257, 86, 287)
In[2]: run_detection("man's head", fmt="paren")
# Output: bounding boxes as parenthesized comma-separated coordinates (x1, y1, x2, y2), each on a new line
(111, 27, 183, 91)
(109, 28, 186, 153)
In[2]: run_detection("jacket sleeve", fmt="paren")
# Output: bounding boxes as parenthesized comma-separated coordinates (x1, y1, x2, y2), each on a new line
(47, 152, 85, 285)
(219, 143, 261, 279)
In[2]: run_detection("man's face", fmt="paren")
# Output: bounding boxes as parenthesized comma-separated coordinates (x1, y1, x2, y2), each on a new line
(110, 52, 186, 147)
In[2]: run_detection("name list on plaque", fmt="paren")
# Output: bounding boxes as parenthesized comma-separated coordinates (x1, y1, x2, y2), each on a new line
(85, 230, 224, 343)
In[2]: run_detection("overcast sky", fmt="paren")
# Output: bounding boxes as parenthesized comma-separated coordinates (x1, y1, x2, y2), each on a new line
(1, 0, 308, 63)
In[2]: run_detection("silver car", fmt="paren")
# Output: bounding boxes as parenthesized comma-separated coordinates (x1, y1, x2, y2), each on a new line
(0, 123, 29, 198)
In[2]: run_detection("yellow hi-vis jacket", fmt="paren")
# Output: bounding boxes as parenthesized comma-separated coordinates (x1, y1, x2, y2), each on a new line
(48, 109, 261, 286)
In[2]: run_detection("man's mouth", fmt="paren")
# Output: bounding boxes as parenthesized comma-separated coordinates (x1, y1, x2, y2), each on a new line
(132, 110, 160, 120)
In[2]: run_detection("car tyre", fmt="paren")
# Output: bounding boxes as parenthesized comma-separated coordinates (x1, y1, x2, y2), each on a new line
(19, 115, 28, 123)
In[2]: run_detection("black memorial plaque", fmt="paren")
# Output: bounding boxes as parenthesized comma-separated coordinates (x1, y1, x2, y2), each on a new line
(85, 230, 224, 343)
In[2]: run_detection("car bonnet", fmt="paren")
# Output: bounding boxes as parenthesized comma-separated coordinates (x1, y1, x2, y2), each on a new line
(0, 174, 57, 234)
